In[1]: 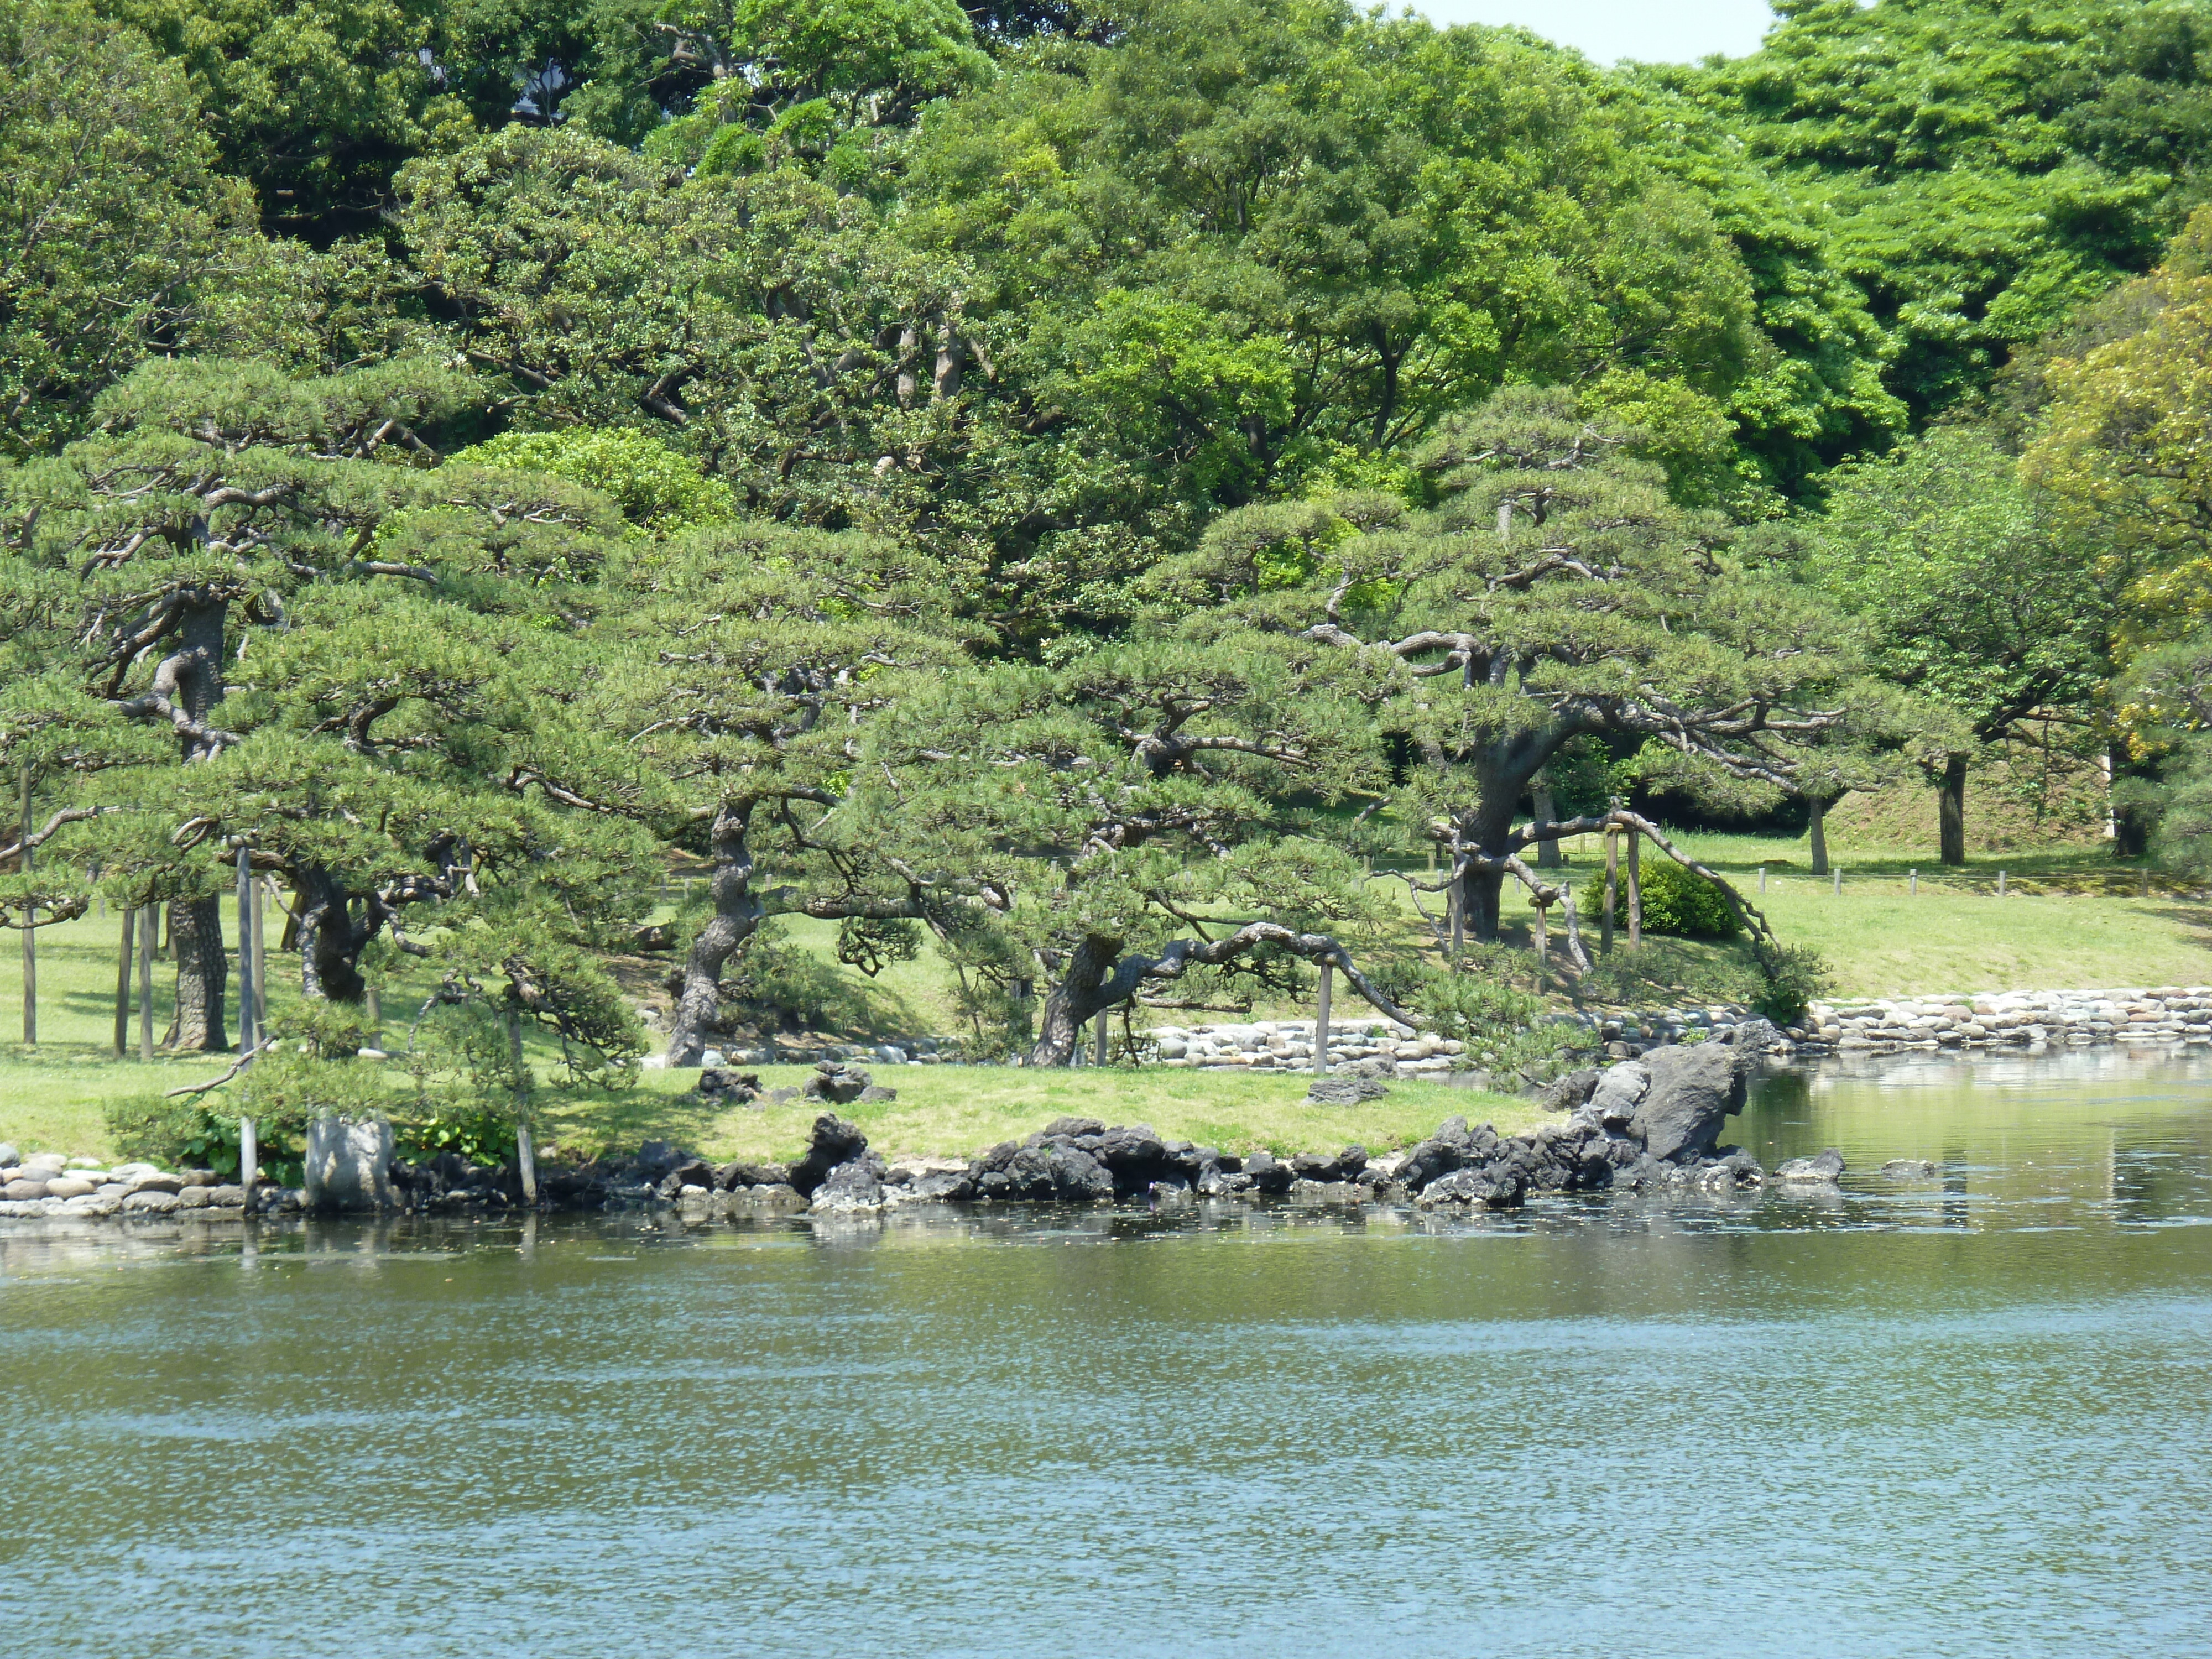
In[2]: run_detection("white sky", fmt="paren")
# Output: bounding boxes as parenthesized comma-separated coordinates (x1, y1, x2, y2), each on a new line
(1407, 0, 1780, 64)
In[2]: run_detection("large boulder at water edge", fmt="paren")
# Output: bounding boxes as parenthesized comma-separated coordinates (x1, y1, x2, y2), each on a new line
(789, 1114, 870, 1197)
(304, 1117, 395, 1211)
(1629, 1041, 1747, 1163)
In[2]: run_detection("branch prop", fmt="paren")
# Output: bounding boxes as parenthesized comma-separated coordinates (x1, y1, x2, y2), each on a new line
(1110, 922, 1418, 1029)
(164, 1036, 280, 1097)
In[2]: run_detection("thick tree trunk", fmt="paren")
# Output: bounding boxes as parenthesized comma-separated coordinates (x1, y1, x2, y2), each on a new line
(667, 800, 763, 1066)
(295, 868, 368, 1003)
(162, 896, 228, 1051)
(1807, 795, 1829, 877)
(1938, 754, 1968, 867)
(1029, 935, 1121, 1068)
(1465, 865, 1505, 943)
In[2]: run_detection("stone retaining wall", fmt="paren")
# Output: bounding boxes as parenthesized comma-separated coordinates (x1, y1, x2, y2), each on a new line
(1786, 987, 2212, 1056)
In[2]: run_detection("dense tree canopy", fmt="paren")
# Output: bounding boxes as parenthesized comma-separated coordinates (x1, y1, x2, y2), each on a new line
(6, 0, 2205, 1071)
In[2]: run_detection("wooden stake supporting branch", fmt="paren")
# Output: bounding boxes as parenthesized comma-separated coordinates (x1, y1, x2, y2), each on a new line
(136, 906, 154, 1062)
(1601, 830, 1618, 954)
(515, 1122, 538, 1208)
(239, 1115, 258, 1195)
(1315, 962, 1333, 1076)
(1095, 1008, 1110, 1067)
(1533, 900, 1548, 977)
(234, 847, 256, 1055)
(1626, 828, 1642, 951)
(114, 909, 135, 1057)
(19, 763, 35, 1046)
(249, 875, 267, 1032)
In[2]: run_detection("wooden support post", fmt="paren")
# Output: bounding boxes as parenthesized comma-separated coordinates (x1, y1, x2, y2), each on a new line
(1449, 868, 1464, 960)
(1997, 868, 2007, 898)
(515, 1121, 538, 1208)
(1095, 1008, 1110, 1068)
(1759, 865, 1767, 895)
(1833, 865, 1843, 897)
(2142, 868, 2152, 898)
(1909, 869, 1917, 897)
(365, 984, 382, 1050)
(234, 847, 255, 1055)
(249, 875, 267, 1032)
(239, 1115, 258, 1196)
(1315, 963, 1333, 1076)
(1626, 830, 1641, 951)
(1533, 901, 1548, 973)
(114, 909, 135, 1057)
(136, 906, 154, 1062)
(1601, 830, 1618, 954)
(19, 763, 34, 1046)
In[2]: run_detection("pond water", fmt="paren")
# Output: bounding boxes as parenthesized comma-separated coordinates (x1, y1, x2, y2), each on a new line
(5, 1052, 2212, 1658)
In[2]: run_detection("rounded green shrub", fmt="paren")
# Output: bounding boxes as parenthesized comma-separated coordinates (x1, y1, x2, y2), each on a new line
(1637, 860, 1741, 940)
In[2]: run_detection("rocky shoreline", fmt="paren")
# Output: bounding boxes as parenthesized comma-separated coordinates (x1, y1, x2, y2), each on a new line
(2, 1028, 1802, 1226)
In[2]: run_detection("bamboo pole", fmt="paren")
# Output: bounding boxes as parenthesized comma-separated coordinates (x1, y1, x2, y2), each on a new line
(114, 909, 135, 1057)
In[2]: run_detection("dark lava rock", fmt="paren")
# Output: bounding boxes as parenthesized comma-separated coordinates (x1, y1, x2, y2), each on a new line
(1776, 1147, 1847, 1183)
(635, 1140, 682, 1177)
(1726, 1017, 1782, 1052)
(1243, 1150, 1293, 1194)
(698, 1069, 761, 1102)
(1041, 1115, 1107, 1139)
(657, 1158, 717, 1199)
(810, 1155, 888, 1213)
(1306, 1077, 1390, 1105)
(1584, 1061, 1649, 1130)
(1417, 1164, 1528, 1210)
(1291, 1145, 1369, 1184)
(855, 1084, 898, 1104)
(1881, 1158, 1940, 1179)
(1048, 1145, 1115, 1202)
(787, 1114, 870, 1197)
(805, 1062, 872, 1104)
(1538, 1067, 1600, 1114)
(1629, 1042, 1747, 1164)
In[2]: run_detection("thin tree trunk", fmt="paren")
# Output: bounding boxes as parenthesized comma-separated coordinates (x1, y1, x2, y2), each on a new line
(1938, 754, 1968, 867)
(163, 896, 228, 1051)
(1808, 794, 1830, 877)
(1532, 787, 1561, 868)
(667, 799, 763, 1065)
(114, 909, 135, 1056)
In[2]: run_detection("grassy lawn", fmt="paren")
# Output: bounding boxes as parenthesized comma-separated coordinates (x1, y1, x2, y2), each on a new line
(0, 906, 1531, 1164)
(6, 821, 2206, 1166)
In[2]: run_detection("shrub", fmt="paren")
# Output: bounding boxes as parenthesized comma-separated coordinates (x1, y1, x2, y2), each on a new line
(1637, 860, 1741, 939)
(1750, 942, 1833, 1026)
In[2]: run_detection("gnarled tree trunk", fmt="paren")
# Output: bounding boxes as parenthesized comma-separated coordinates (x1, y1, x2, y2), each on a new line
(667, 800, 763, 1066)
(162, 896, 228, 1051)
(1808, 794, 1830, 876)
(295, 867, 371, 1003)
